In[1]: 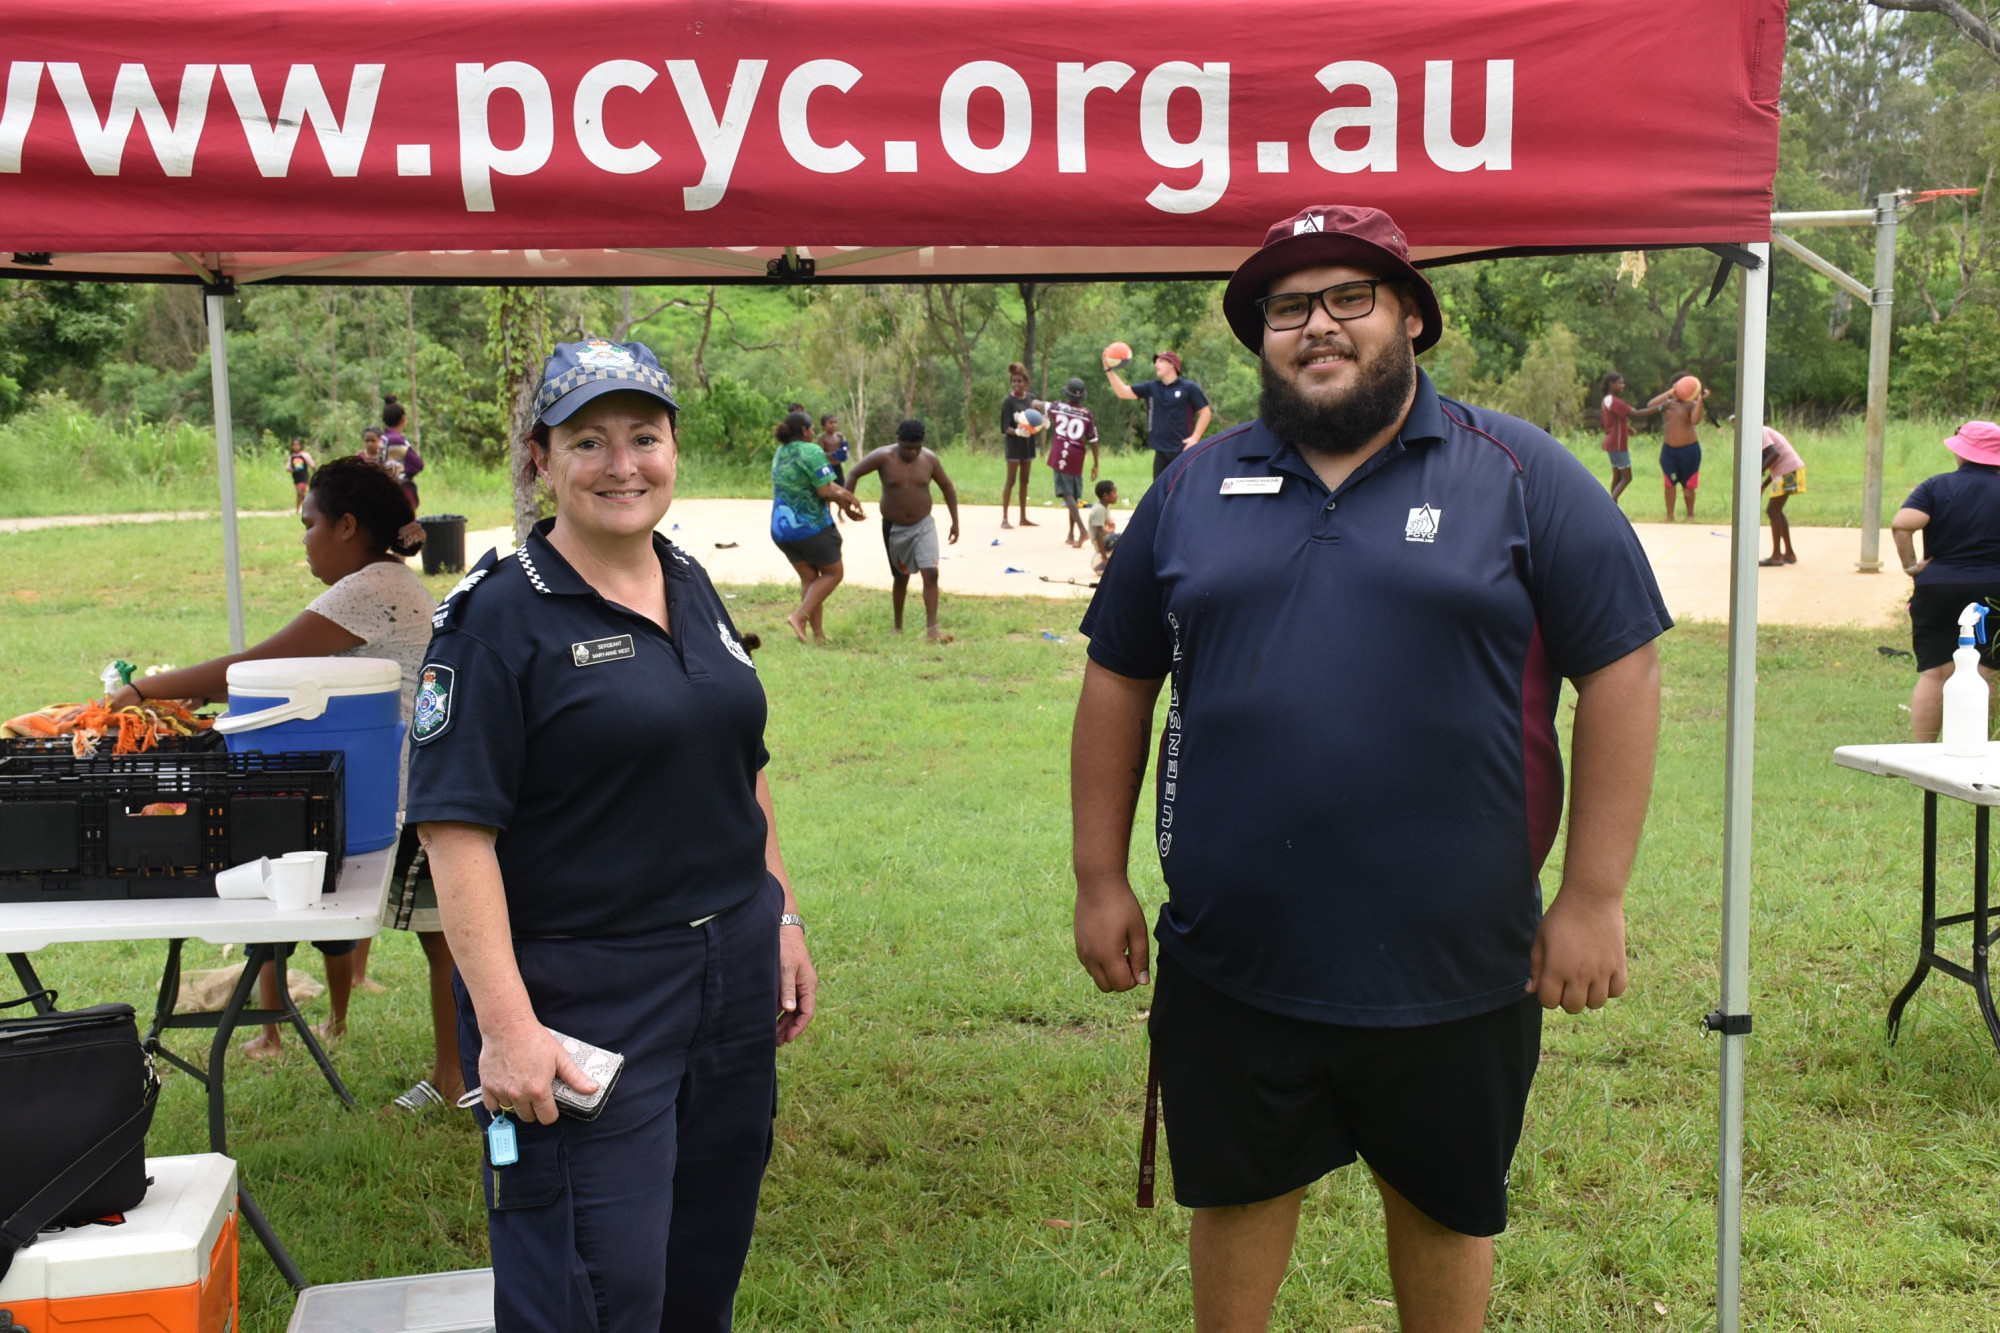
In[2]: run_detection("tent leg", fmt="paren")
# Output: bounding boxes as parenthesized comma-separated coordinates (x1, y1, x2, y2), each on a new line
(1716, 240, 1769, 1333)
(1857, 192, 1897, 573)
(205, 290, 246, 653)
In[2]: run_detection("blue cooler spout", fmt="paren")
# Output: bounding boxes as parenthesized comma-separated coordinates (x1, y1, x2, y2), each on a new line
(216, 657, 405, 854)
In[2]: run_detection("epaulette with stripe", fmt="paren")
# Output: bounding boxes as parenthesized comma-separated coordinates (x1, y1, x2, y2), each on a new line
(429, 547, 502, 631)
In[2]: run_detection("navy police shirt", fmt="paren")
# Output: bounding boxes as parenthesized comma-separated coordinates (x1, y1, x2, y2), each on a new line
(1080, 371, 1671, 1027)
(405, 519, 771, 938)
(1903, 462, 2000, 585)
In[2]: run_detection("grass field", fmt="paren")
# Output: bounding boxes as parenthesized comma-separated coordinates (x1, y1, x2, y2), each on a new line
(0, 392, 1974, 534)
(5, 512, 2000, 1330)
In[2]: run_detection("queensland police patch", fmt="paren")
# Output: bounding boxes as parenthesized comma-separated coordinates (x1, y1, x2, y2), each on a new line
(412, 664, 455, 744)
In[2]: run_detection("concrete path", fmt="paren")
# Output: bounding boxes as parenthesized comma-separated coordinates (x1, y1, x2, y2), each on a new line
(0, 509, 292, 534)
(459, 499, 1913, 627)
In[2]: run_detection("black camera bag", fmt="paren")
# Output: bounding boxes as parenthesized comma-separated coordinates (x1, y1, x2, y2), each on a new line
(0, 992, 159, 1281)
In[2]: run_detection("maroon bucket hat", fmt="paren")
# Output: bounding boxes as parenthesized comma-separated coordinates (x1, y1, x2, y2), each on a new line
(1221, 204, 1443, 356)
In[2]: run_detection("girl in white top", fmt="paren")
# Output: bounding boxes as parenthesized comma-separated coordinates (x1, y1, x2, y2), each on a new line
(109, 458, 440, 1069)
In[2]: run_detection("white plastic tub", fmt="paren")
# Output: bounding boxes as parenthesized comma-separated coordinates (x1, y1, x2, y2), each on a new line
(286, 1268, 494, 1333)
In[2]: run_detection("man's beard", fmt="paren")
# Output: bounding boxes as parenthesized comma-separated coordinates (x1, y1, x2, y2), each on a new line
(1259, 335, 1416, 457)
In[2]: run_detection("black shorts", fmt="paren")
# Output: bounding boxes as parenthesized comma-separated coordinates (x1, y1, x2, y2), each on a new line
(1909, 583, 2000, 672)
(1660, 441, 1702, 485)
(773, 525, 842, 569)
(1005, 437, 1038, 462)
(1152, 448, 1181, 478)
(1149, 955, 1540, 1236)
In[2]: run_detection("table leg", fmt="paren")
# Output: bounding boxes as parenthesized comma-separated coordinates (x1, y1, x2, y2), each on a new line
(1887, 791, 1940, 1041)
(1970, 806, 2000, 1058)
(142, 940, 211, 1083)
(6, 952, 55, 1013)
(236, 1177, 309, 1292)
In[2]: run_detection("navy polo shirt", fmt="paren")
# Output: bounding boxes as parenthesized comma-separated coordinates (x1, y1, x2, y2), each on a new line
(405, 520, 771, 938)
(1131, 378, 1210, 453)
(1080, 371, 1671, 1027)
(1904, 463, 2000, 585)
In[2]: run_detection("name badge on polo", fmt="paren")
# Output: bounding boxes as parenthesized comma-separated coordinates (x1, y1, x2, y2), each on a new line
(570, 634, 636, 667)
(1219, 476, 1283, 496)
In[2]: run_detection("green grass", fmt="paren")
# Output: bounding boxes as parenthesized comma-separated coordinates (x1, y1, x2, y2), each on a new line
(6, 390, 1970, 535)
(5, 520, 2000, 1330)
(0, 394, 1147, 529)
(1557, 415, 1966, 528)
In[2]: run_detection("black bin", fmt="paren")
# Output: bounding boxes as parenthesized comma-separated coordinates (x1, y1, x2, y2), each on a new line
(418, 513, 467, 574)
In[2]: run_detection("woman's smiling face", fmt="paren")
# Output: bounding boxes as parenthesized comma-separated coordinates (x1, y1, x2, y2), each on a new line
(538, 391, 678, 540)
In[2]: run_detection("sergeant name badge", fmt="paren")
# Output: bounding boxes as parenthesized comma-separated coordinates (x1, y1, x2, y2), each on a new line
(570, 634, 635, 667)
(1219, 476, 1282, 496)
(412, 664, 454, 745)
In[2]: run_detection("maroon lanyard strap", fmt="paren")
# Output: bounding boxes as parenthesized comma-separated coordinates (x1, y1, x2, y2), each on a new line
(1137, 1043, 1159, 1209)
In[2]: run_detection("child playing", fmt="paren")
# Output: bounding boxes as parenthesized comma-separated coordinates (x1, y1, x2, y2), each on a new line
(1087, 479, 1119, 574)
(1041, 377, 1100, 547)
(1759, 426, 1806, 566)
(1597, 371, 1660, 504)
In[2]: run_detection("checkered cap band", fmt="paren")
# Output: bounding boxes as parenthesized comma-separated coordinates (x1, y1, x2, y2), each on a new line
(534, 361, 678, 420)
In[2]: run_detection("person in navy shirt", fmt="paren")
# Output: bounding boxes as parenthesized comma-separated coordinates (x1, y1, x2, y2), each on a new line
(1106, 349, 1211, 478)
(407, 339, 816, 1330)
(1071, 206, 1670, 1333)
(1892, 419, 2000, 740)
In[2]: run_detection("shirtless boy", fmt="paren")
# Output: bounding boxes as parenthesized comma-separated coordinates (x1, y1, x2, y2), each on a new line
(843, 417, 963, 641)
(1649, 373, 1708, 522)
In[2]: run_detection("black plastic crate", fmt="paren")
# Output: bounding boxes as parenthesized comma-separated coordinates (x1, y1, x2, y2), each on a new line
(0, 750, 344, 903)
(0, 727, 226, 759)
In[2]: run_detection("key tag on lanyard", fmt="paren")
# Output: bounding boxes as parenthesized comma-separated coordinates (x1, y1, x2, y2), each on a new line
(487, 1112, 519, 1168)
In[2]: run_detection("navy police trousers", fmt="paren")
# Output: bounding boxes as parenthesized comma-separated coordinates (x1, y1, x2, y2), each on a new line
(457, 875, 781, 1331)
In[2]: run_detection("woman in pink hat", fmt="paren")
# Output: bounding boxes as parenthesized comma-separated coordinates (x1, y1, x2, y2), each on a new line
(1890, 420, 2000, 740)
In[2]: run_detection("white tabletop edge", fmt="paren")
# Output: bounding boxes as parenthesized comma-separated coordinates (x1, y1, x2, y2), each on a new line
(1833, 742, 2000, 805)
(0, 844, 395, 953)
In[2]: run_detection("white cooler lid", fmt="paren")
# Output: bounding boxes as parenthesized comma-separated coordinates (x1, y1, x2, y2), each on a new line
(0, 1153, 236, 1301)
(227, 656, 401, 696)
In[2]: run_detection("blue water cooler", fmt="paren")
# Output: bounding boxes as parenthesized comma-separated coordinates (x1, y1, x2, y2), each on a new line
(216, 657, 405, 854)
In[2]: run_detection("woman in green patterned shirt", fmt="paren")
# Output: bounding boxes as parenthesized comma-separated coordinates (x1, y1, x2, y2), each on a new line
(770, 410, 865, 643)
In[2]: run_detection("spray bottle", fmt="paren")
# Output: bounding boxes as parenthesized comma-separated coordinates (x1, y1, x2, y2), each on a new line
(1940, 603, 1992, 757)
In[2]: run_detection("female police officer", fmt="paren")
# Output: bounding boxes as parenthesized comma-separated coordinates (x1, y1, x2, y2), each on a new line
(407, 339, 816, 1330)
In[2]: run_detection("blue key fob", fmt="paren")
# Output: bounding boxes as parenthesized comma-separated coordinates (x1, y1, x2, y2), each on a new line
(487, 1112, 518, 1168)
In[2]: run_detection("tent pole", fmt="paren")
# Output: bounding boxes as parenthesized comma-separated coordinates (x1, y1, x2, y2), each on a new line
(205, 289, 246, 653)
(1715, 239, 1769, 1333)
(1856, 191, 1898, 574)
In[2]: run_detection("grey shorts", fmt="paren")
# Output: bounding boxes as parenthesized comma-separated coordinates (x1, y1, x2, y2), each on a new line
(1052, 471, 1083, 501)
(883, 513, 940, 575)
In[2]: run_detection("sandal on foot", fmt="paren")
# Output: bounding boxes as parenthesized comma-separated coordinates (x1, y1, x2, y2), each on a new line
(1759, 556, 1786, 566)
(391, 1079, 447, 1113)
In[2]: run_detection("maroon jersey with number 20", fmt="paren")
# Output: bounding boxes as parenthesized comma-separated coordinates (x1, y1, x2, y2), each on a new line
(1044, 402, 1098, 475)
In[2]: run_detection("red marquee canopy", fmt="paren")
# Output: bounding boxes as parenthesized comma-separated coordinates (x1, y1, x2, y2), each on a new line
(0, 0, 1785, 283)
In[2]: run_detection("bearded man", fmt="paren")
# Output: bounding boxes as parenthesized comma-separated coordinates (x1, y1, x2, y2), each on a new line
(1069, 205, 1672, 1333)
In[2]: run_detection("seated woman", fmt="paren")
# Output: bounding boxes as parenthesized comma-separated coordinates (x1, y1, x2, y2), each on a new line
(107, 461, 456, 1099)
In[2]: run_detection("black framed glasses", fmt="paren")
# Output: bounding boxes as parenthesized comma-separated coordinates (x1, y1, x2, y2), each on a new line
(1255, 280, 1386, 331)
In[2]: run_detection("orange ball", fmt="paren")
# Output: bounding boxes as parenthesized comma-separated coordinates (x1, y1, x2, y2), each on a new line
(1673, 375, 1702, 401)
(1103, 341, 1133, 366)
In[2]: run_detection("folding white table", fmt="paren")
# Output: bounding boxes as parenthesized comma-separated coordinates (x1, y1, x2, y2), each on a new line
(1832, 743, 2000, 1055)
(2, 845, 393, 1290)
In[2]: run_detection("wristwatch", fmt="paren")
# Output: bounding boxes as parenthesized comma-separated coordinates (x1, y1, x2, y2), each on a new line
(779, 913, 806, 932)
